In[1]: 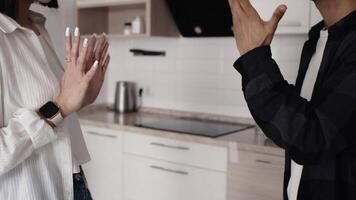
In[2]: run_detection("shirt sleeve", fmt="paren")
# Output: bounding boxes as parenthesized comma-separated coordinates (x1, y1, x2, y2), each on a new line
(234, 45, 356, 165)
(0, 108, 57, 175)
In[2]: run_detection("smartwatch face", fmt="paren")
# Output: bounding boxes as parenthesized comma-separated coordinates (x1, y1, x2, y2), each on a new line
(39, 102, 60, 118)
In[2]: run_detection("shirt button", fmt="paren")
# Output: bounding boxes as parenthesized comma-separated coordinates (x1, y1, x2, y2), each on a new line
(74, 174, 82, 181)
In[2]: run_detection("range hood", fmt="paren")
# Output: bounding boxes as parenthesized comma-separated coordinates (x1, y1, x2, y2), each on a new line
(166, 0, 234, 37)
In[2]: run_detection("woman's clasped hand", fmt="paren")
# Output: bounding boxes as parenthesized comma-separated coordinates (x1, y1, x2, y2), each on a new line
(55, 27, 110, 118)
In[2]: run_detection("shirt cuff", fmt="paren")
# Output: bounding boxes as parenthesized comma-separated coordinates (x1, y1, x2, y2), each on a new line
(14, 108, 57, 149)
(233, 46, 272, 80)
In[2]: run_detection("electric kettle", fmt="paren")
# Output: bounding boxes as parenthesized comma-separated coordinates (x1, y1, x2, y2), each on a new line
(114, 81, 142, 113)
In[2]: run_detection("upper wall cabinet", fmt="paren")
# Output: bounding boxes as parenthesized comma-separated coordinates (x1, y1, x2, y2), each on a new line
(166, 0, 312, 37)
(251, 0, 310, 34)
(76, 0, 179, 37)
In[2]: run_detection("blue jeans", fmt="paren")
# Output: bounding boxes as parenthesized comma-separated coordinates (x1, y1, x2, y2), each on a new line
(73, 168, 93, 200)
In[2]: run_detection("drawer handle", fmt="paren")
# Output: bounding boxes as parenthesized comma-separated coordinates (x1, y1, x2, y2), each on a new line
(279, 21, 302, 27)
(150, 165, 189, 176)
(150, 142, 190, 151)
(87, 131, 117, 138)
(255, 159, 272, 164)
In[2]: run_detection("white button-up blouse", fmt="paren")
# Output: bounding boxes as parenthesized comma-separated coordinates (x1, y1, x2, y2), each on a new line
(0, 11, 90, 200)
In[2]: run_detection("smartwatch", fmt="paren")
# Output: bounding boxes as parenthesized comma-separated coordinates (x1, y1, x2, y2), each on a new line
(38, 101, 64, 127)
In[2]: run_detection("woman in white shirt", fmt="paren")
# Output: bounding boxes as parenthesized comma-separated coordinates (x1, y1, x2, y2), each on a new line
(0, 0, 110, 199)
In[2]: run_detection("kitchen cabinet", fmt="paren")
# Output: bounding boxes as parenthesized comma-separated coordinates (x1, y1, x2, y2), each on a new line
(251, 0, 310, 34)
(80, 123, 284, 200)
(76, 0, 178, 37)
(124, 132, 228, 172)
(123, 154, 227, 200)
(227, 150, 284, 200)
(81, 125, 123, 200)
(123, 132, 228, 200)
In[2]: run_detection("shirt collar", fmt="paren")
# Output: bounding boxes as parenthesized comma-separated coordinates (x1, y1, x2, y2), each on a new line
(0, 10, 46, 34)
(328, 10, 356, 37)
(309, 9, 356, 40)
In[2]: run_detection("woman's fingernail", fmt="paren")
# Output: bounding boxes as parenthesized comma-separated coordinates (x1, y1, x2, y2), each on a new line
(83, 38, 88, 47)
(93, 60, 99, 68)
(74, 27, 80, 37)
(65, 27, 70, 37)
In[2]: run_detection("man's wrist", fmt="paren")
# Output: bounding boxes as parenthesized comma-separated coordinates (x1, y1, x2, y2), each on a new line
(234, 46, 272, 79)
(238, 46, 255, 56)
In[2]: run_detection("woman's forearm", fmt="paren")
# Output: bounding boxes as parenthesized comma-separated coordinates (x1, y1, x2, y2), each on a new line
(0, 108, 57, 175)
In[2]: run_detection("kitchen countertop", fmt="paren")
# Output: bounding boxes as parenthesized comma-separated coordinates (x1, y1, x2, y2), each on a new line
(78, 104, 284, 157)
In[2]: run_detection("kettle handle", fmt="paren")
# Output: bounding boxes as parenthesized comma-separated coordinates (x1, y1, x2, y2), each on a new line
(136, 88, 144, 111)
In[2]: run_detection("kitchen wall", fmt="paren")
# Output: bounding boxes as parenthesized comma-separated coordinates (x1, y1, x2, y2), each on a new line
(98, 35, 307, 118)
(29, 1, 316, 119)
(31, 1, 77, 63)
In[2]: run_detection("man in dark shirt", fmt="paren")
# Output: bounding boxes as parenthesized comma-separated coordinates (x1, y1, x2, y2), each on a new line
(228, 0, 356, 199)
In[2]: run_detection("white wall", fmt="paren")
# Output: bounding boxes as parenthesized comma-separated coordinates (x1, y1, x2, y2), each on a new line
(100, 35, 307, 118)
(31, 0, 77, 63)
(32, 0, 312, 118)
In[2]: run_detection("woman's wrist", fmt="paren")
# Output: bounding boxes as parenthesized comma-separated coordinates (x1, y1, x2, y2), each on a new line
(37, 100, 66, 128)
(54, 98, 70, 118)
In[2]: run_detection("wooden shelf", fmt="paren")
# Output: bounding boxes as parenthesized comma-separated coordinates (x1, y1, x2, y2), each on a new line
(77, 0, 179, 37)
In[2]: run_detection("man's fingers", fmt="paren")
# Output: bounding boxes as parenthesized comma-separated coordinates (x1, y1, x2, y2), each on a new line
(65, 27, 72, 64)
(71, 27, 81, 64)
(268, 5, 287, 29)
(229, 0, 244, 16)
(238, 0, 254, 13)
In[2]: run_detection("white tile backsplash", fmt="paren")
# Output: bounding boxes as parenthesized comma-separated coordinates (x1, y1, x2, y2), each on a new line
(97, 35, 308, 118)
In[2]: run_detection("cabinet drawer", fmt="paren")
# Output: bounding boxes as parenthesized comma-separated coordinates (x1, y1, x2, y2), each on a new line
(124, 155, 227, 200)
(237, 150, 284, 168)
(228, 151, 284, 200)
(81, 125, 121, 139)
(251, 0, 310, 34)
(124, 132, 228, 171)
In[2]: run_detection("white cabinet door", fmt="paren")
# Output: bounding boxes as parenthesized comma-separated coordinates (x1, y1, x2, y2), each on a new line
(251, 0, 310, 34)
(81, 125, 123, 200)
(123, 155, 227, 200)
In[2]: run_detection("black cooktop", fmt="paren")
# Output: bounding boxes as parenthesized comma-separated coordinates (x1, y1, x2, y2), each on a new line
(135, 117, 254, 138)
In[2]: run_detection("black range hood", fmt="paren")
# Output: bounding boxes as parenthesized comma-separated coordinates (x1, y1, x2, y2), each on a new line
(166, 0, 233, 37)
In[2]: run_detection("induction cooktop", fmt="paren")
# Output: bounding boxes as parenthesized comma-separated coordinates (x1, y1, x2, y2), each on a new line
(135, 117, 254, 138)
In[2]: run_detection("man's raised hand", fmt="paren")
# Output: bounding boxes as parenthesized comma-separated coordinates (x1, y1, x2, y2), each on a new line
(228, 0, 287, 55)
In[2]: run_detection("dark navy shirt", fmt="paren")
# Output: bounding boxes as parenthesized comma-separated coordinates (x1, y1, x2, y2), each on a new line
(234, 10, 356, 200)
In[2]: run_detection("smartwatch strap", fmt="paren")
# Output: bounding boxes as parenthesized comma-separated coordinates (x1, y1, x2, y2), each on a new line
(51, 112, 64, 127)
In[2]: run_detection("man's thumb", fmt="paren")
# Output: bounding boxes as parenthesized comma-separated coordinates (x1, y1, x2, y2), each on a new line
(268, 5, 287, 29)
